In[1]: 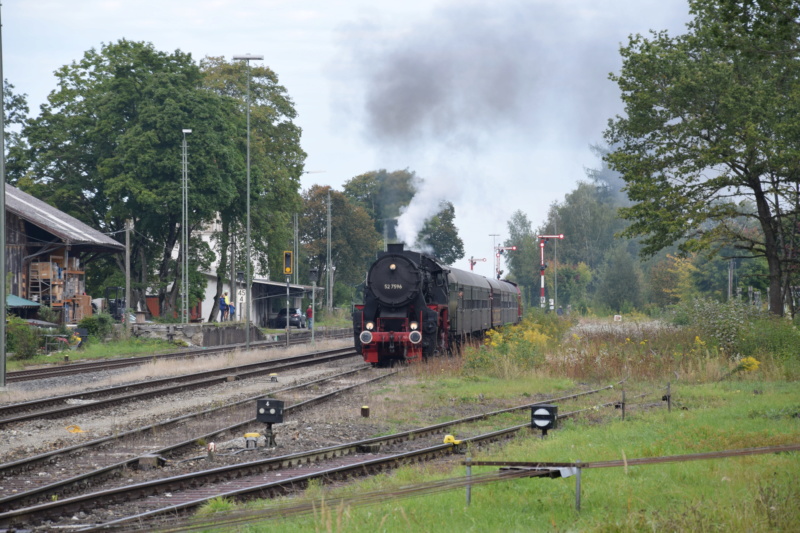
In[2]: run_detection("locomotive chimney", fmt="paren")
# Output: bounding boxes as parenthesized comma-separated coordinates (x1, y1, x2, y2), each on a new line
(387, 243, 405, 253)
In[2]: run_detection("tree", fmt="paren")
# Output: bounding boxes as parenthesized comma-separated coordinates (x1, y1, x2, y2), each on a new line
(300, 186, 380, 305)
(3, 79, 30, 182)
(342, 169, 417, 239)
(200, 56, 305, 319)
(415, 201, 465, 264)
(594, 245, 644, 313)
(605, 0, 800, 315)
(504, 210, 539, 304)
(24, 41, 245, 317)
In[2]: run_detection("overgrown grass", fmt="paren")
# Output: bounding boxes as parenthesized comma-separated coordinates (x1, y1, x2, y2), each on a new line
(197, 380, 799, 532)
(191, 310, 798, 531)
(5, 337, 182, 371)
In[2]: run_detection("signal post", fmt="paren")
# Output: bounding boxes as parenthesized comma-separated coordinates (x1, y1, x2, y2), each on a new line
(495, 246, 517, 279)
(537, 234, 564, 309)
(283, 251, 292, 346)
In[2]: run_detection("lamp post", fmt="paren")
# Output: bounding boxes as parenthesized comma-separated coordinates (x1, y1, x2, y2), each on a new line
(233, 53, 263, 351)
(309, 266, 318, 346)
(181, 129, 191, 324)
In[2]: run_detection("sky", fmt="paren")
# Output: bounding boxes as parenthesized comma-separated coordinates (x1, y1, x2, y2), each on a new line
(3, 0, 691, 279)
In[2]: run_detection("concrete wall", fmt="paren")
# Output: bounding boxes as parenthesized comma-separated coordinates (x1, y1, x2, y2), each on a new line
(132, 323, 266, 347)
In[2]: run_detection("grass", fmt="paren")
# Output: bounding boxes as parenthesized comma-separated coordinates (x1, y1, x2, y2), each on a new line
(190, 315, 799, 532)
(5, 337, 182, 371)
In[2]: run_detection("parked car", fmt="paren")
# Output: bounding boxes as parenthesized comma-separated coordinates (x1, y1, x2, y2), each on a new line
(275, 308, 307, 328)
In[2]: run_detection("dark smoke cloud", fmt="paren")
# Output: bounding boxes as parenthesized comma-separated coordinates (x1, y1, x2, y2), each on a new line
(341, 0, 654, 149)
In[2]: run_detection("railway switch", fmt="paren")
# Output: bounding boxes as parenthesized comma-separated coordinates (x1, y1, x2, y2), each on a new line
(531, 404, 558, 436)
(245, 432, 260, 449)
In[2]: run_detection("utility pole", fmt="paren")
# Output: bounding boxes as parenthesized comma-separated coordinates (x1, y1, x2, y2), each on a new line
(1, 4, 7, 388)
(125, 219, 132, 334)
(327, 190, 332, 310)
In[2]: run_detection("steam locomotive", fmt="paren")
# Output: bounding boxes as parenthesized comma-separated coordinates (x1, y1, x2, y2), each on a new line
(353, 243, 522, 365)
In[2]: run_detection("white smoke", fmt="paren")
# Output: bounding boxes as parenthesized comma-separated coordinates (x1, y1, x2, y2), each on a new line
(395, 168, 462, 251)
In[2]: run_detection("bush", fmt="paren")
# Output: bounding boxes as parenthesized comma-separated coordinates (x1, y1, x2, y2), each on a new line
(7, 315, 41, 359)
(78, 312, 115, 339)
(37, 305, 60, 326)
(668, 297, 765, 355)
(738, 316, 800, 361)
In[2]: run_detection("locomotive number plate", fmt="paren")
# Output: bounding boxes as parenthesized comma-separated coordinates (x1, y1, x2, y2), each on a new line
(384, 284, 403, 290)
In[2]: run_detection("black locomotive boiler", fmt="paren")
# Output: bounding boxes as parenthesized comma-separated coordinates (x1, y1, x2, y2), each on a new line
(353, 243, 522, 365)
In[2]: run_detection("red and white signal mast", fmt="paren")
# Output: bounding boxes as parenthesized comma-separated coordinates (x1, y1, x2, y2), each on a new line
(468, 256, 487, 271)
(537, 234, 564, 308)
(495, 245, 517, 279)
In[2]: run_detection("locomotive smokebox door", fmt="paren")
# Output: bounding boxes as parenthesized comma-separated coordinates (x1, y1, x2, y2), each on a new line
(256, 399, 285, 423)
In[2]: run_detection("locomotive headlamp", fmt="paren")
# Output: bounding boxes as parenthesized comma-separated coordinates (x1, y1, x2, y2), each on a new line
(359, 331, 373, 344)
(409, 321, 419, 331)
(365, 321, 374, 331)
(409, 331, 422, 344)
(390, 263, 396, 271)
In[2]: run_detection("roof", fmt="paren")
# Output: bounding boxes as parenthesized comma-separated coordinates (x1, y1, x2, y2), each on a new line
(5, 183, 124, 251)
(7, 294, 41, 308)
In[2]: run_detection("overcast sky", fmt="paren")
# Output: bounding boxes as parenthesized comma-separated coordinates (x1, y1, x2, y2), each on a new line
(4, 0, 691, 278)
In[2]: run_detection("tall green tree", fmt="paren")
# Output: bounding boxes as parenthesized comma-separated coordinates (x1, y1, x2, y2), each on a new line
(300, 186, 380, 305)
(415, 201, 464, 264)
(200, 56, 305, 319)
(3, 79, 30, 182)
(604, 0, 800, 315)
(594, 245, 644, 313)
(342, 169, 417, 240)
(24, 41, 240, 316)
(504, 210, 539, 304)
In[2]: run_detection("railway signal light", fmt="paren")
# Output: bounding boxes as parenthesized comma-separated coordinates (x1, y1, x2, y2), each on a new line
(531, 404, 558, 436)
(283, 251, 293, 275)
(256, 399, 285, 423)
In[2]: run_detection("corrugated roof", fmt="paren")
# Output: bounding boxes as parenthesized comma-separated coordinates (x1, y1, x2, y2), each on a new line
(7, 294, 41, 307)
(5, 183, 124, 251)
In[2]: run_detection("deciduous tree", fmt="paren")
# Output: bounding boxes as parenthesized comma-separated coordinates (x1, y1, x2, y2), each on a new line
(605, 0, 800, 315)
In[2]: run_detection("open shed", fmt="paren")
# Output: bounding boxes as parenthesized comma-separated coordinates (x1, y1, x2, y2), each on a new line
(5, 183, 125, 322)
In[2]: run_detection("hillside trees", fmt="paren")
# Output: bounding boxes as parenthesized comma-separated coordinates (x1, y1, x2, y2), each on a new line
(605, 0, 800, 316)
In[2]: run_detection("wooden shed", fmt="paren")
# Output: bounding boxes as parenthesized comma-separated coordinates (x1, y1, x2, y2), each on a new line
(5, 183, 125, 322)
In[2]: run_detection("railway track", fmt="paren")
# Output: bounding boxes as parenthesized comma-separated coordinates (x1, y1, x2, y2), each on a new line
(0, 365, 392, 514)
(0, 382, 640, 530)
(5, 327, 352, 383)
(0, 347, 359, 426)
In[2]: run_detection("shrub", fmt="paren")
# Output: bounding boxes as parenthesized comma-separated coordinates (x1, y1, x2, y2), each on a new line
(7, 315, 41, 359)
(738, 316, 800, 361)
(78, 312, 115, 339)
(668, 297, 765, 356)
(37, 305, 60, 326)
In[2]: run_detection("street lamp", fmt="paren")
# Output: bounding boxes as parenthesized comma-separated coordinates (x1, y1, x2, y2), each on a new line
(181, 129, 192, 324)
(233, 53, 264, 351)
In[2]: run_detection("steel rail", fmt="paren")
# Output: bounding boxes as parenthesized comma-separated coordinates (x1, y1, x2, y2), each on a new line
(0, 381, 622, 528)
(0, 367, 395, 514)
(5, 328, 353, 383)
(0, 348, 357, 426)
